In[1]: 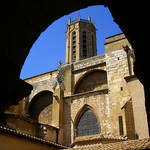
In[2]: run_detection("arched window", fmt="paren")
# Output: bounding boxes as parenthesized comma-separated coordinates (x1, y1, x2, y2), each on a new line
(83, 31, 87, 58)
(72, 31, 76, 62)
(77, 108, 99, 137)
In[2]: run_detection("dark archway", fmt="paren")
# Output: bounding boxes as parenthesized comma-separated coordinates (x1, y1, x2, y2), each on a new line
(0, 0, 150, 136)
(28, 91, 53, 121)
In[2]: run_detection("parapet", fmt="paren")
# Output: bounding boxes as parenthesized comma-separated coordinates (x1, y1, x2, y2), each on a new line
(105, 33, 125, 45)
(104, 33, 130, 53)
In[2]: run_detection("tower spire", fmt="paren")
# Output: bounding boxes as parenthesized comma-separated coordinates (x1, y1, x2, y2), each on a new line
(68, 16, 71, 24)
(88, 14, 91, 22)
(94, 20, 96, 26)
(78, 12, 80, 21)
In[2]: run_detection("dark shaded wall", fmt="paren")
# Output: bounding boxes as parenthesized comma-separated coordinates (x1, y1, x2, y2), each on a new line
(28, 91, 53, 121)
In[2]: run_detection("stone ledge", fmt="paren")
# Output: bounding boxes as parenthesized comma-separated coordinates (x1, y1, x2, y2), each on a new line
(124, 75, 137, 82)
(72, 54, 106, 72)
(64, 88, 108, 100)
(104, 33, 125, 45)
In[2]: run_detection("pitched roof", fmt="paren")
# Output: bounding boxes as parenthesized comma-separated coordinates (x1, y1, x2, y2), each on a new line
(68, 138, 150, 150)
(0, 126, 67, 149)
(70, 133, 127, 148)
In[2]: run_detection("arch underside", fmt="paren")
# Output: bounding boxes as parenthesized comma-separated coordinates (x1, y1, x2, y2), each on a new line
(74, 70, 107, 94)
(28, 91, 53, 124)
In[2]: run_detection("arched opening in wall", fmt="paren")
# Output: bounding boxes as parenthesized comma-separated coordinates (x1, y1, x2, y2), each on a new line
(28, 90, 53, 125)
(73, 70, 107, 94)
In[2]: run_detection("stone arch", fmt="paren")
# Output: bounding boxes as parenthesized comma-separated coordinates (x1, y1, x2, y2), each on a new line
(74, 104, 100, 137)
(29, 87, 55, 103)
(73, 69, 107, 94)
(81, 28, 90, 33)
(28, 90, 53, 124)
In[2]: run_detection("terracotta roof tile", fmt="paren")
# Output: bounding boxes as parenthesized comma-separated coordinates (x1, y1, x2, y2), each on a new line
(68, 138, 150, 150)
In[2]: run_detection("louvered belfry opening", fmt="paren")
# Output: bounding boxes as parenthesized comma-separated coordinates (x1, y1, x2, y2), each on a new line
(72, 31, 76, 62)
(83, 31, 87, 58)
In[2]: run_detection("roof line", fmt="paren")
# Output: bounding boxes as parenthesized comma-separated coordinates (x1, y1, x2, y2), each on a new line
(0, 126, 67, 149)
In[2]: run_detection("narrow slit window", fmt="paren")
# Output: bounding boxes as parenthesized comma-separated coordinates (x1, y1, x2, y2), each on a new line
(118, 116, 124, 135)
(120, 87, 123, 91)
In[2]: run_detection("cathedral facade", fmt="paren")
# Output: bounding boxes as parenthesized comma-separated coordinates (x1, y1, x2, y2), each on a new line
(4, 15, 149, 149)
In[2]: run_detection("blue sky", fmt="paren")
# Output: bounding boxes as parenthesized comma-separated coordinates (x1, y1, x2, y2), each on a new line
(20, 5, 122, 79)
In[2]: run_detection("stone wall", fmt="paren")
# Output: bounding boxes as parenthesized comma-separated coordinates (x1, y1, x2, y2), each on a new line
(62, 33, 141, 145)
(8, 33, 148, 148)
(24, 70, 58, 125)
(73, 54, 105, 72)
(74, 70, 107, 94)
(125, 76, 149, 139)
(25, 70, 57, 102)
(105, 34, 135, 139)
(72, 55, 106, 94)
(63, 89, 109, 146)
(6, 113, 58, 143)
(38, 104, 53, 125)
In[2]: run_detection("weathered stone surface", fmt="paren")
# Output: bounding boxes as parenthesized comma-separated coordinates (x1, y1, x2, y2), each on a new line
(5, 22, 149, 149)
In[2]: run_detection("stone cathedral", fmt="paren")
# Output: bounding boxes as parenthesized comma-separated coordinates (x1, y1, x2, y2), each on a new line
(1, 15, 149, 149)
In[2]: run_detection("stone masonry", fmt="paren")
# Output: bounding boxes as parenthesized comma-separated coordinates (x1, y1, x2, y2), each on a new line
(5, 17, 149, 149)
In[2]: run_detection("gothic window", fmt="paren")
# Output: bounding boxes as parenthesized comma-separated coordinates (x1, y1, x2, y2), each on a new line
(77, 108, 99, 137)
(83, 31, 87, 58)
(72, 31, 76, 62)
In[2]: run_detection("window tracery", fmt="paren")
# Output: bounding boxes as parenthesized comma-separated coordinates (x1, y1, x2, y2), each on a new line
(77, 108, 99, 137)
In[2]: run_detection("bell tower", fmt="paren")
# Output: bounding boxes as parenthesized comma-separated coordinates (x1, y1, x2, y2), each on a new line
(65, 14, 97, 63)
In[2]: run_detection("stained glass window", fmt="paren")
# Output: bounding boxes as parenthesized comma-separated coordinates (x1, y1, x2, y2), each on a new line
(77, 108, 99, 137)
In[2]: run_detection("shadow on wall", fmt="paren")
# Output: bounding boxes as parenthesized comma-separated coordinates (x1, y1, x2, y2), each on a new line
(74, 70, 107, 94)
(28, 91, 53, 124)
